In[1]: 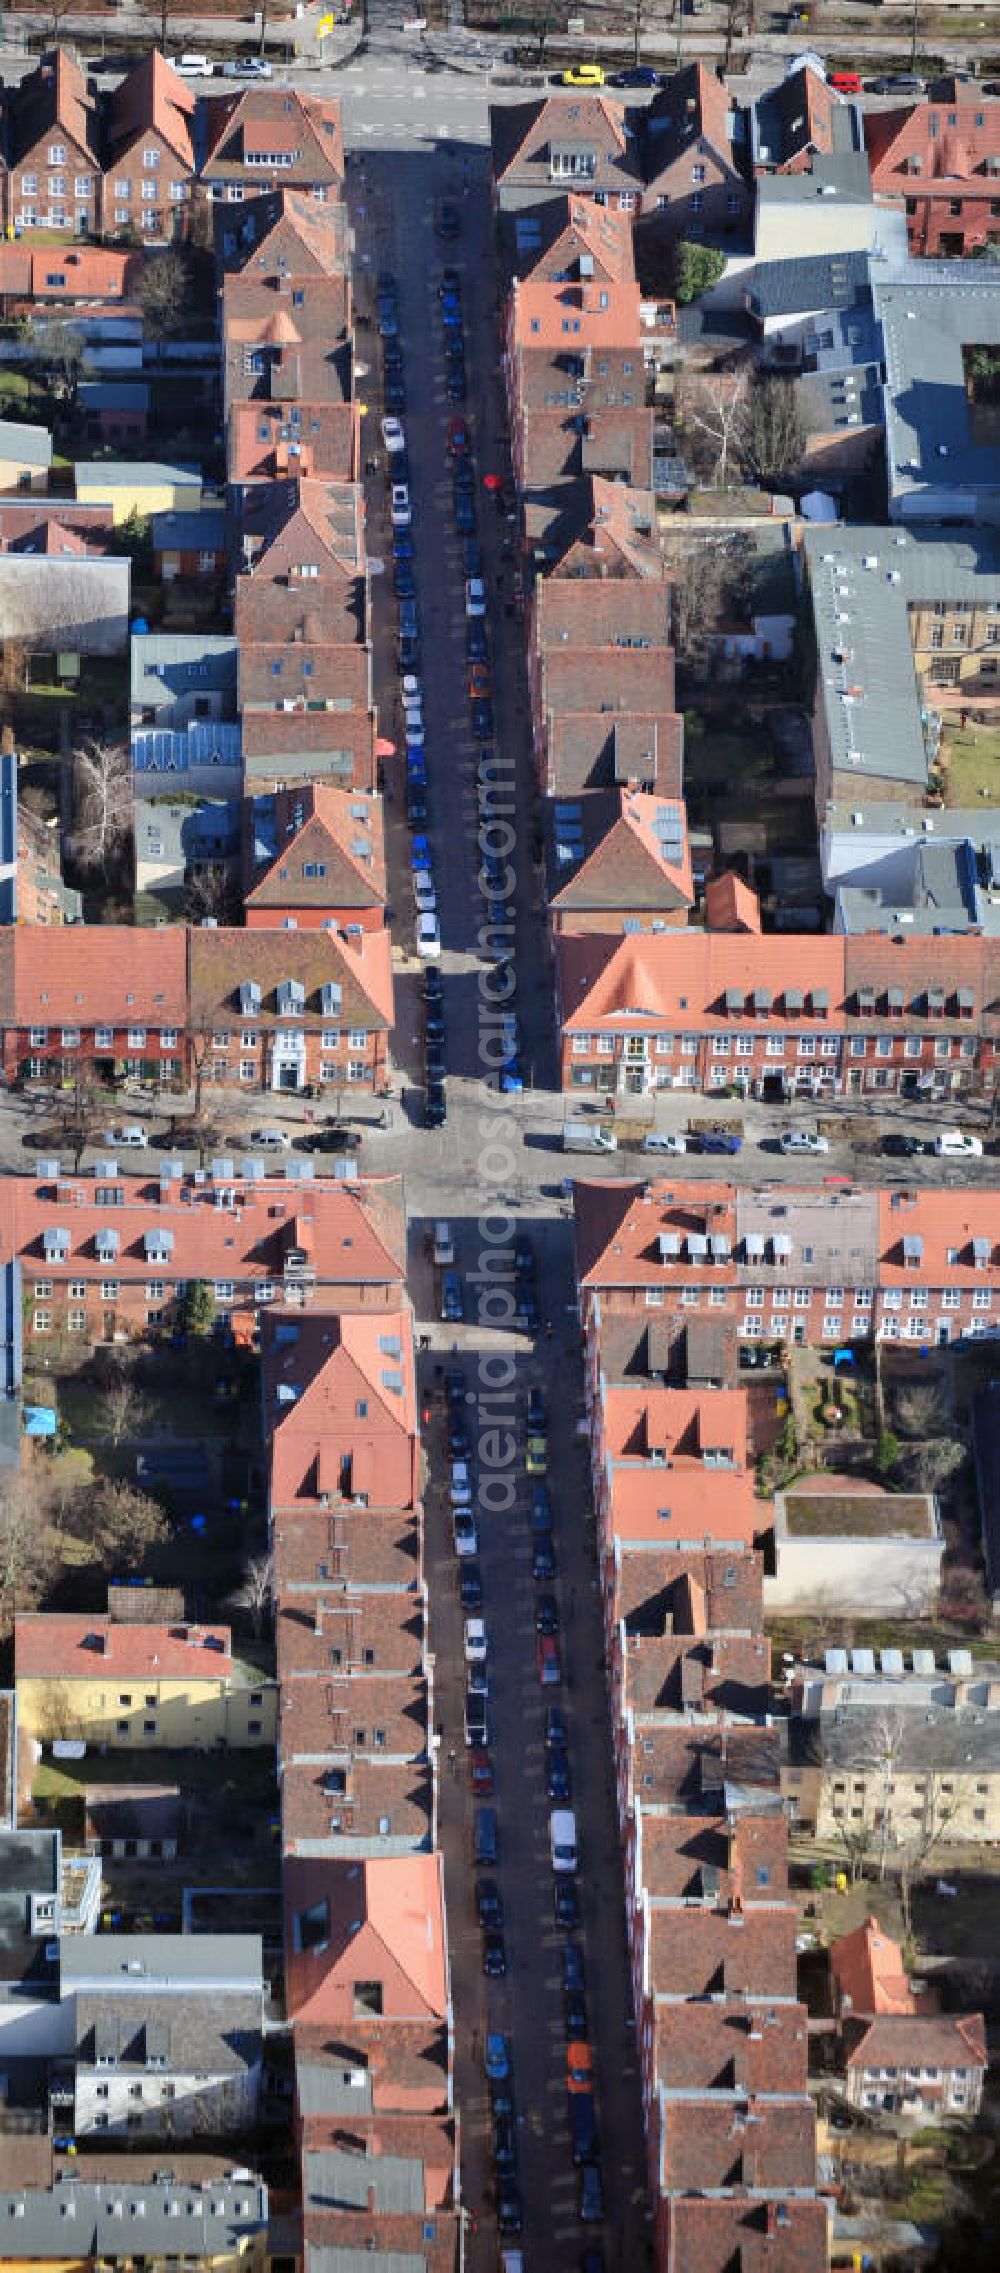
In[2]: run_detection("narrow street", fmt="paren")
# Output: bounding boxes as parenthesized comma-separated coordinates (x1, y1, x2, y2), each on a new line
(348, 123, 649, 2272)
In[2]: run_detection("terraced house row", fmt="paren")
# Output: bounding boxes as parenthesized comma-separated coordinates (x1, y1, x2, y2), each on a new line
(574, 1176, 1000, 1358)
(261, 1197, 460, 2270)
(572, 1180, 827, 2271)
(0, 48, 343, 242)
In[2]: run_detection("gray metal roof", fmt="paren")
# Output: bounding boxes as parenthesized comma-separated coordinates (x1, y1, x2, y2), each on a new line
(805, 522, 1000, 790)
(307, 2253, 428, 2273)
(295, 2060, 374, 2117)
(152, 508, 228, 554)
(797, 361, 884, 439)
(132, 722, 242, 777)
(791, 1709, 1000, 1774)
(875, 264, 1000, 506)
(304, 2148, 425, 2217)
(0, 420, 52, 467)
(60, 1933, 263, 1988)
(836, 838, 988, 934)
(79, 382, 150, 411)
(76, 461, 202, 488)
(135, 795, 240, 866)
(746, 248, 870, 321)
(130, 632, 238, 710)
(755, 151, 872, 209)
(0, 2176, 267, 2258)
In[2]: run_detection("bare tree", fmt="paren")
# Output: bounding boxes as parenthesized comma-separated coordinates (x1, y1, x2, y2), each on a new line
(25, 316, 85, 408)
(664, 531, 752, 671)
(228, 1551, 274, 1641)
(896, 1437, 967, 1497)
(682, 369, 750, 490)
(72, 738, 133, 879)
(741, 375, 809, 489)
(893, 1381, 950, 1440)
(65, 1478, 169, 1574)
(135, 250, 188, 342)
(0, 1466, 61, 1620)
(185, 865, 241, 929)
(96, 1354, 150, 1449)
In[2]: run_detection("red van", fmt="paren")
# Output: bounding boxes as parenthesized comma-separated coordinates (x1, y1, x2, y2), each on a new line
(830, 70, 863, 94)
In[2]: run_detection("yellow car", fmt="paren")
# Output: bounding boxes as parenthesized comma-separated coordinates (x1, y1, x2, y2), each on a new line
(562, 63, 605, 87)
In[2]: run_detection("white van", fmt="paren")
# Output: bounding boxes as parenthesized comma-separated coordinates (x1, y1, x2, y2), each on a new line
(934, 1130, 983, 1158)
(175, 52, 214, 76)
(549, 1807, 578, 1873)
(104, 1124, 148, 1150)
(433, 1220, 455, 1267)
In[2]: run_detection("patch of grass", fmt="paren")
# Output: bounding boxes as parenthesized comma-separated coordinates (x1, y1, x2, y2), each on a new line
(784, 1492, 935, 1539)
(33, 1747, 276, 1808)
(940, 721, 1000, 807)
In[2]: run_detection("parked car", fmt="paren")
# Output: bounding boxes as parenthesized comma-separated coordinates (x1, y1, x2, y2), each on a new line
(381, 415, 406, 453)
(417, 913, 442, 959)
(441, 1270, 463, 1323)
(778, 1130, 829, 1156)
(459, 1564, 483, 1612)
(470, 1749, 495, 1797)
(697, 1129, 742, 1155)
(533, 1537, 556, 1582)
(485, 2032, 510, 2081)
(464, 1616, 488, 1664)
(567, 2042, 593, 2094)
(935, 1130, 983, 1157)
(882, 1132, 924, 1158)
(537, 1635, 562, 1687)
(496, 2182, 522, 2236)
(453, 1510, 478, 1557)
(561, 62, 604, 84)
(643, 1131, 686, 1154)
(436, 199, 461, 239)
(547, 1748, 571, 1801)
(526, 1385, 546, 1429)
(579, 2163, 604, 2223)
(476, 1877, 503, 1929)
(612, 63, 659, 84)
(546, 1705, 569, 1751)
(492, 2109, 516, 2172)
(465, 576, 487, 617)
(553, 1876, 580, 1928)
(482, 1928, 507, 1976)
(390, 483, 411, 528)
(565, 1987, 588, 2038)
(535, 1593, 559, 1637)
(532, 1484, 553, 1534)
(525, 1432, 547, 1476)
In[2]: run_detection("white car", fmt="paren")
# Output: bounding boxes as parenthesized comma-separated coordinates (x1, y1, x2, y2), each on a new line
(174, 51, 213, 75)
(381, 415, 406, 454)
(401, 677, 422, 712)
(417, 913, 442, 959)
(453, 1510, 479, 1557)
(643, 1132, 686, 1155)
(464, 1616, 488, 1664)
(403, 705, 423, 739)
(414, 874, 437, 917)
(778, 1131, 830, 1156)
(391, 483, 411, 528)
(450, 1458, 473, 1505)
(223, 55, 272, 76)
(934, 1130, 984, 1158)
(465, 576, 487, 618)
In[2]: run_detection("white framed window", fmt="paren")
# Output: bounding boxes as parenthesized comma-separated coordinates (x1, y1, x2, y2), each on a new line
(21, 173, 37, 195)
(143, 146, 160, 168)
(61, 1027, 80, 1048)
(797, 1036, 815, 1057)
(909, 1289, 928, 1310)
(765, 1036, 785, 1057)
(68, 1310, 87, 1333)
(348, 1028, 367, 1049)
(654, 1034, 673, 1055)
(115, 179, 130, 197)
(214, 1281, 234, 1301)
(142, 180, 157, 201)
(33, 1280, 53, 1300)
(146, 1282, 165, 1301)
(850, 1038, 866, 1058)
(159, 1028, 177, 1049)
(821, 1037, 839, 1058)
(827, 1287, 844, 1306)
(645, 1287, 663, 1308)
(101, 1281, 119, 1301)
(348, 1060, 367, 1082)
(571, 1035, 591, 1055)
(48, 144, 66, 165)
(680, 1288, 699, 1307)
(680, 1035, 697, 1057)
(744, 1288, 765, 1307)
(115, 208, 130, 225)
(735, 1036, 754, 1057)
(94, 1026, 113, 1050)
(320, 1061, 338, 1083)
(34, 1309, 52, 1333)
(170, 181, 187, 202)
(793, 1289, 811, 1308)
(882, 1288, 902, 1310)
(127, 1027, 146, 1049)
(709, 1287, 728, 1307)
(855, 1288, 873, 1308)
(941, 1288, 961, 1309)
(742, 1315, 763, 1337)
(29, 1026, 48, 1047)
(904, 1037, 922, 1059)
(712, 1035, 731, 1055)
(822, 1317, 840, 1338)
(973, 1288, 991, 1310)
(240, 1061, 255, 1082)
(69, 1281, 86, 1300)
(241, 1029, 258, 1048)
(320, 1029, 341, 1049)
(27, 1057, 43, 1080)
(596, 1035, 616, 1056)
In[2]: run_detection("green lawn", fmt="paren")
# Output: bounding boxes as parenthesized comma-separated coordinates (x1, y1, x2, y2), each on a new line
(34, 1747, 276, 1809)
(940, 721, 1000, 806)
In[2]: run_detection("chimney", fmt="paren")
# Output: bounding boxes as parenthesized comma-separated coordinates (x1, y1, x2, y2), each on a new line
(315, 1601, 325, 1637)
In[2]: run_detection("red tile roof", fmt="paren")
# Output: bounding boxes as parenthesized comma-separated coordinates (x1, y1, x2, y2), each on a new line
(221, 186, 348, 280)
(612, 1542, 764, 1636)
(283, 1853, 448, 2025)
(576, 1179, 738, 1291)
(187, 923, 394, 1032)
(662, 2196, 828, 2273)
(15, 1614, 232, 1681)
(0, 924, 187, 1024)
(878, 1189, 1000, 1284)
(227, 401, 359, 485)
(551, 791, 692, 921)
(267, 1308, 417, 1512)
(866, 93, 1000, 197)
(659, 2094, 815, 2192)
(243, 783, 385, 917)
(653, 1999, 809, 2096)
(602, 1385, 749, 1464)
(846, 2011, 987, 2075)
(510, 277, 642, 354)
(704, 870, 761, 933)
(646, 62, 736, 174)
(756, 62, 842, 171)
(649, 1903, 798, 1997)
(831, 1913, 920, 2017)
(202, 86, 344, 185)
(560, 929, 848, 1033)
(8, 48, 98, 168)
(105, 48, 195, 170)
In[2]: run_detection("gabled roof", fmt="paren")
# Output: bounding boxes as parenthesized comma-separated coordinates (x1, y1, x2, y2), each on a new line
(511, 191, 635, 284)
(558, 929, 848, 1033)
(491, 93, 635, 189)
(15, 1616, 232, 1683)
(104, 49, 195, 171)
(510, 276, 641, 354)
(237, 475, 363, 580)
(663, 2197, 828, 2273)
(267, 1308, 416, 1511)
(658, 2093, 814, 2193)
(754, 63, 843, 172)
(551, 790, 692, 917)
(7, 48, 99, 168)
(284, 1853, 448, 2025)
(536, 576, 672, 653)
(0, 923, 187, 1024)
(244, 784, 385, 915)
(704, 870, 761, 933)
(643, 61, 742, 180)
(188, 924, 394, 1031)
(866, 93, 1000, 194)
(201, 86, 344, 185)
(542, 475, 663, 580)
(219, 186, 348, 280)
(831, 1914, 919, 2017)
(845, 2011, 987, 2074)
(228, 401, 359, 485)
